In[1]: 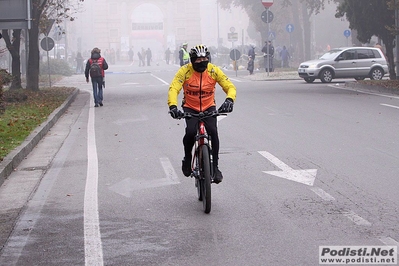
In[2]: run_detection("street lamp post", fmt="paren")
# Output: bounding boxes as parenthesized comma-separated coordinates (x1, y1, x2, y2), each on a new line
(216, 0, 220, 60)
(396, 0, 399, 79)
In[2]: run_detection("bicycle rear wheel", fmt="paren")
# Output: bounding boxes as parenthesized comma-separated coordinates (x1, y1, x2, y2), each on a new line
(200, 145, 211, 214)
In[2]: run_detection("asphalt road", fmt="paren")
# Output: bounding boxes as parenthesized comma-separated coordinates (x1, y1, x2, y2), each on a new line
(0, 62, 398, 265)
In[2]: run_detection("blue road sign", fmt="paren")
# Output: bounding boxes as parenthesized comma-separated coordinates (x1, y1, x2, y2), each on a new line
(286, 24, 294, 33)
(344, 30, 351, 37)
(268, 31, 276, 40)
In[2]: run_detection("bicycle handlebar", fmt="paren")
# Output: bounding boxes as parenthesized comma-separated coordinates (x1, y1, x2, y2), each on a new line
(169, 110, 227, 120)
(181, 111, 227, 119)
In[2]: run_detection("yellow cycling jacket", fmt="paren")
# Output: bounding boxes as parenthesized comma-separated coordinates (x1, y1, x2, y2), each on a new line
(168, 63, 237, 112)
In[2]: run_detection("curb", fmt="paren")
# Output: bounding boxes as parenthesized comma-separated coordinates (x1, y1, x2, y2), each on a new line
(344, 81, 399, 96)
(0, 88, 80, 187)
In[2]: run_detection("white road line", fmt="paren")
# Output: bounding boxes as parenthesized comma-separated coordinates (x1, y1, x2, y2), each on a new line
(160, 157, 180, 184)
(379, 236, 399, 247)
(150, 73, 169, 85)
(84, 101, 104, 265)
(342, 210, 371, 226)
(380, 103, 399, 109)
(310, 187, 335, 201)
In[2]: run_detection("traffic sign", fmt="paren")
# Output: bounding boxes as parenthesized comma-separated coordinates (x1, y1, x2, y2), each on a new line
(344, 29, 351, 37)
(40, 37, 55, 51)
(53, 31, 62, 41)
(261, 10, 274, 23)
(286, 24, 294, 33)
(229, 49, 241, 61)
(42, 19, 55, 36)
(268, 31, 276, 40)
(261, 0, 273, 8)
(228, 32, 238, 42)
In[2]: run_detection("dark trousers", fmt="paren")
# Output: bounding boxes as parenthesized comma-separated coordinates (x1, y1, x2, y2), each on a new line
(182, 106, 219, 167)
(91, 76, 103, 105)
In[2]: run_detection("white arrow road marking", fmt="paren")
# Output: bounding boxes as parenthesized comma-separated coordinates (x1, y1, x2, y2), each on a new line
(258, 151, 317, 186)
(109, 158, 180, 198)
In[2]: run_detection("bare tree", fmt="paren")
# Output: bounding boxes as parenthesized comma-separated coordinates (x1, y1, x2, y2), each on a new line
(1, 30, 23, 89)
(2, 0, 84, 91)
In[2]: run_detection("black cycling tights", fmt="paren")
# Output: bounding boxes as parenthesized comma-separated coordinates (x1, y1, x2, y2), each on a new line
(182, 106, 219, 167)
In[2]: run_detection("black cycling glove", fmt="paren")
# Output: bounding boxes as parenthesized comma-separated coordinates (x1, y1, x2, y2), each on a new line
(218, 98, 234, 113)
(169, 105, 183, 119)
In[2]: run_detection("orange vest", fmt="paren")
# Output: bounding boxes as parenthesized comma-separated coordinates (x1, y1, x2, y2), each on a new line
(183, 71, 216, 111)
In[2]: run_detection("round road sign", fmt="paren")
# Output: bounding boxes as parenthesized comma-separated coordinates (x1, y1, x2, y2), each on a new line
(229, 49, 241, 61)
(286, 24, 294, 33)
(261, 10, 274, 23)
(40, 37, 55, 51)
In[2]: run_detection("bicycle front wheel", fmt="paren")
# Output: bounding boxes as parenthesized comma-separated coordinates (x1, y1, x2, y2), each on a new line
(200, 145, 212, 214)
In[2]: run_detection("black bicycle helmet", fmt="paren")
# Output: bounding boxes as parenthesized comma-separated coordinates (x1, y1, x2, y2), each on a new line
(189, 45, 210, 63)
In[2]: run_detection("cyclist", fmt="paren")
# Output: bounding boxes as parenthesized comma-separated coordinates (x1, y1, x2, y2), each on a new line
(168, 44, 236, 184)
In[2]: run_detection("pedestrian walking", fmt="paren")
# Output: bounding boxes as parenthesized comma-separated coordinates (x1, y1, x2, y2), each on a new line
(85, 47, 109, 107)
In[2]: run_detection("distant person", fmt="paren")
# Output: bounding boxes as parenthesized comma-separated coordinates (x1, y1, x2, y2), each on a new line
(179, 42, 189, 66)
(75, 52, 84, 74)
(165, 48, 172, 64)
(279, 45, 290, 68)
(85, 47, 109, 107)
(141, 47, 146, 66)
(128, 47, 134, 62)
(146, 48, 152, 66)
(262, 40, 274, 72)
(247, 44, 256, 75)
(138, 52, 143, 67)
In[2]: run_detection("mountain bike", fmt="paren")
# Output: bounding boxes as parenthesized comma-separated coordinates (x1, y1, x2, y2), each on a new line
(179, 111, 225, 214)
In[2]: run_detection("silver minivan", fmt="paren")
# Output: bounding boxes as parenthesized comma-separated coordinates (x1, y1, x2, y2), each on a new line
(298, 47, 389, 83)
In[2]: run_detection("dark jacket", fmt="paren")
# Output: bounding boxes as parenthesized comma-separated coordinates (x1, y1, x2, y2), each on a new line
(248, 47, 255, 59)
(262, 43, 274, 56)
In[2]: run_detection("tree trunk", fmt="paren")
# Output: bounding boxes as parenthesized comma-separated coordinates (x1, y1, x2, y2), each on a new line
(291, 1, 304, 63)
(383, 38, 396, 79)
(302, 3, 312, 61)
(1, 30, 22, 90)
(26, 0, 44, 91)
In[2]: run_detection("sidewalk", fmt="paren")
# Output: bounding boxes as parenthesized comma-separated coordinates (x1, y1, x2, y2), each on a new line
(0, 88, 80, 187)
(245, 70, 301, 81)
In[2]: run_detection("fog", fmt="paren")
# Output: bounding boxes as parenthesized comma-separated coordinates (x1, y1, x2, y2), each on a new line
(1, 0, 375, 69)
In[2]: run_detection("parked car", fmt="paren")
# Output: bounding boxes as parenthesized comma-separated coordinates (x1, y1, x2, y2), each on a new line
(298, 47, 388, 83)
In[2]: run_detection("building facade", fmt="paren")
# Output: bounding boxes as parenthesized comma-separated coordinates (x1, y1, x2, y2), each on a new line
(66, 0, 202, 60)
